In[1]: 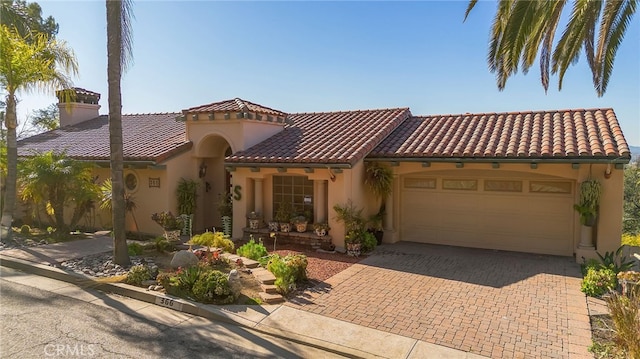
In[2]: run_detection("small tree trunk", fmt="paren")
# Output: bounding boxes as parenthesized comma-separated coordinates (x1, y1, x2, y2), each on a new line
(1, 94, 18, 241)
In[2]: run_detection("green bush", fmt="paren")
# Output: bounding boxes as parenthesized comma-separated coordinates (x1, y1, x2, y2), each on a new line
(20, 224, 31, 235)
(236, 237, 268, 260)
(127, 242, 143, 256)
(189, 231, 234, 253)
(154, 236, 174, 252)
(361, 230, 377, 253)
(605, 291, 640, 357)
(192, 270, 235, 304)
(266, 254, 308, 295)
(581, 267, 617, 297)
(125, 265, 152, 286)
(581, 258, 601, 276)
(175, 265, 206, 293)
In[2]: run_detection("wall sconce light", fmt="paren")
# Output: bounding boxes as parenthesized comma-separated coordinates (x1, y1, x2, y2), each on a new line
(328, 168, 336, 182)
(208, 113, 214, 121)
(604, 163, 612, 179)
(191, 114, 198, 121)
(199, 162, 207, 178)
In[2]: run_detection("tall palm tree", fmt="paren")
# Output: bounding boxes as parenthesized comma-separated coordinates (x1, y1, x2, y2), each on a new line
(465, 0, 637, 96)
(0, 25, 78, 240)
(106, 0, 134, 266)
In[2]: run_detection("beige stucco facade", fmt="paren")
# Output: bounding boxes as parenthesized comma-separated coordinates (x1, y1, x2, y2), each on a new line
(15, 98, 628, 261)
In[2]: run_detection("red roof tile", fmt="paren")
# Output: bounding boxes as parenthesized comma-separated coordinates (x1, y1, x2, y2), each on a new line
(184, 98, 287, 117)
(18, 113, 190, 163)
(370, 108, 631, 160)
(226, 108, 411, 166)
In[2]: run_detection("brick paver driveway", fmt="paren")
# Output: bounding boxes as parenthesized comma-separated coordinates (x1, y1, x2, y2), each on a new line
(288, 242, 592, 358)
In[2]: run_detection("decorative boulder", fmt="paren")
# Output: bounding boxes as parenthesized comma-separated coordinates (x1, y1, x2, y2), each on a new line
(170, 250, 199, 269)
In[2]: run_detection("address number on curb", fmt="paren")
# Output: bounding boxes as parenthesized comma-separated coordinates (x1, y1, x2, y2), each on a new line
(155, 296, 183, 311)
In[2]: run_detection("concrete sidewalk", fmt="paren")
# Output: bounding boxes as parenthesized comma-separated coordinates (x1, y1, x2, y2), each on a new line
(0, 237, 487, 359)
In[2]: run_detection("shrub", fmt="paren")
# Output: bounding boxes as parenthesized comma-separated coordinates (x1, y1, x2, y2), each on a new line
(191, 270, 235, 304)
(154, 236, 174, 252)
(127, 242, 143, 256)
(175, 265, 206, 293)
(581, 267, 617, 297)
(581, 258, 601, 276)
(20, 224, 31, 235)
(605, 291, 640, 357)
(622, 233, 640, 247)
(597, 246, 635, 274)
(125, 265, 151, 286)
(189, 231, 234, 253)
(156, 272, 172, 288)
(236, 237, 268, 260)
(265, 254, 308, 295)
(361, 230, 377, 253)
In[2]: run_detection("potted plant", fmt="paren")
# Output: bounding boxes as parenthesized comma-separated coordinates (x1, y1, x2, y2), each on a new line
(313, 222, 330, 237)
(274, 202, 293, 232)
(151, 211, 184, 241)
(574, 179, 602, 248)
(334, 201, 377, 254)
(218, 193, 233, 236)
(368, 211, 384, 245)
(292, 215, 308, 233)
(364, 162, 393, 244)
(247, 211, 262, 230)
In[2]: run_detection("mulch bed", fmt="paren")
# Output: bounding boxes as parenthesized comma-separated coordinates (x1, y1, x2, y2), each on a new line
(236, 238, 363, 292)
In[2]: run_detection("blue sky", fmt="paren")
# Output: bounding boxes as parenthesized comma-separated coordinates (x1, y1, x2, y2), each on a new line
(17, 1, 640, 145)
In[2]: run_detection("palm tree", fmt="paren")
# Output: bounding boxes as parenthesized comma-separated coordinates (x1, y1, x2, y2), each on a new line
(99, 178, 140, 234)
(0, 25, 78, 240)
(106, 0, 134, 266)
(19, 151, 99, 232)
(465, 0, 637, 96)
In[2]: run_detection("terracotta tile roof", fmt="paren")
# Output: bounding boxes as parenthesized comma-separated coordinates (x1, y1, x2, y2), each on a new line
(227, 108, 411, 166)
(184, 98, 287, 117)
(18, 113, 190, 163)
(370, 108, 631, 160)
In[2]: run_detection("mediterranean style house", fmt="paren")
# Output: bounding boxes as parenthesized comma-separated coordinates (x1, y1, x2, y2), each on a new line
(17, 88, 631, 260)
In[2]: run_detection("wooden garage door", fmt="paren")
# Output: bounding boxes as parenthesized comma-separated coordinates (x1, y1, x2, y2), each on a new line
(401, 177, 574, 256)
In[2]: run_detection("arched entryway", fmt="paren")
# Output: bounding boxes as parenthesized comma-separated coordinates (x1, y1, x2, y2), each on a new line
(195, 134, 233, 232)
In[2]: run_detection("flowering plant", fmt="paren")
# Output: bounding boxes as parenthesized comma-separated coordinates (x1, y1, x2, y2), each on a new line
(151, 211, 184, 230)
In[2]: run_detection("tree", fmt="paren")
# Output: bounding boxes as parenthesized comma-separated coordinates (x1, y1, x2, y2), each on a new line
(30, 103, 59, 133)
(19, 151, 99, 232)
(465, 0, 637, 97)
(106, 0, 134, 266)
(0, 0, 58, 40)
(623, 160, 640, 234)
(0, 25, 78, 240)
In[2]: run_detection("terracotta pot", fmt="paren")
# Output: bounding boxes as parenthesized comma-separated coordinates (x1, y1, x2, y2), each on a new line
(295, 222, 307, 233)
(163, 229, 181, 242)
(280, 223, 292, 233)
(315, 228, 327, 237)
(248, 219, 261, 230)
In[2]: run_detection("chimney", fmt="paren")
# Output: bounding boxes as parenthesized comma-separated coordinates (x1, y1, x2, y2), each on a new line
(57, 87, 101, 127)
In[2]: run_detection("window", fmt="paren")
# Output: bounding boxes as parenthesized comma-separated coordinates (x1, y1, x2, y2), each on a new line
(125, 173, 138, 192)
(273, 176, 314, 218)
(443, 179, 477, 190)
(484, 180, 523, 192)
(404, 178, 436, 189)
(529, 181, 572, 194)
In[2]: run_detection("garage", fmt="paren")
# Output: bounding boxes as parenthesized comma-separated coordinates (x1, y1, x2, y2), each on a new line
(400, 173, 575, 256)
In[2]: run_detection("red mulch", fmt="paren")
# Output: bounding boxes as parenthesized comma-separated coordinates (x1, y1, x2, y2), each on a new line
(237, 238, 362, 290)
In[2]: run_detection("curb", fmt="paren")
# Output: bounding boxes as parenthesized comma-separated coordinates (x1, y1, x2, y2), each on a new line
(0, 254, 371, 359)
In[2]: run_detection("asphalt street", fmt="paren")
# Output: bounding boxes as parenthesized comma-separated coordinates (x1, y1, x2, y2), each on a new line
(0, 267, 344, 359)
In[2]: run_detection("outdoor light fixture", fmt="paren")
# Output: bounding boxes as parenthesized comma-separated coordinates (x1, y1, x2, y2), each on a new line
(604, 163, 612, 179)
(199, 163, 207, 178)
(191, 114, 198, 121)
(208, 114, 214, 120)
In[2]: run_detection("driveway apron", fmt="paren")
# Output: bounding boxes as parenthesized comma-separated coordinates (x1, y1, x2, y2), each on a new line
(288, 242, 591, 359)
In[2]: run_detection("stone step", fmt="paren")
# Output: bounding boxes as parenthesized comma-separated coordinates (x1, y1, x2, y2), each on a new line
(258, 291, 284, 304)
(255, 273, 276, 285)
(261, 283, 279, 294)
(242, 258, 259, 269)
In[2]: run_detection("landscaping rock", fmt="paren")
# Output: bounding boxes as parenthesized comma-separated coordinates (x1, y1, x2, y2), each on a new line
(170, 250, 198, 269)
